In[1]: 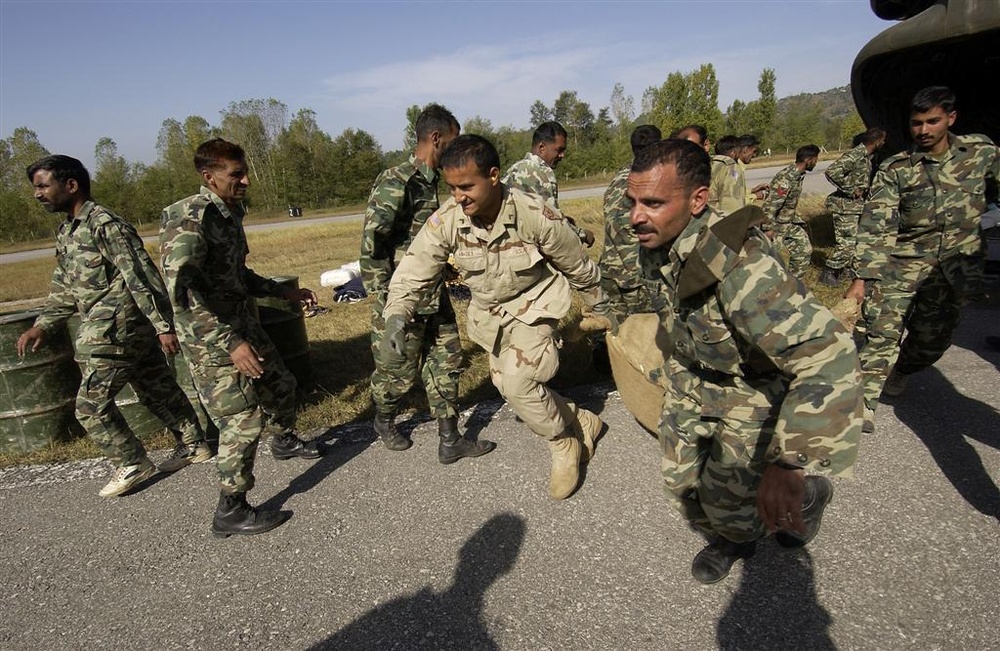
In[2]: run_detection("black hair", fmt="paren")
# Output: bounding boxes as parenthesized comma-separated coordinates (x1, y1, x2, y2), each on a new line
(632, 139, 711, 193)
(911, 86, 956, 114)
(194, 138, 246, 172)
(531, 121, 568, 147)
(440, 134, 501, 176)
(715, 135, 739, 156)
(796, 144, 821, 162)
(415, 103, 460, 141)
(630, 125, 663, 156)
(26, 154, 91, 195)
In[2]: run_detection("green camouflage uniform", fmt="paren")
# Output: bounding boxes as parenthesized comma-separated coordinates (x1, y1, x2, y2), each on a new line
(384, 187, 608, 440)
(598, 165, 657, 321)
(32, 201, 205, 467)
(825, 144, 874, 273)
(762, 163, 811, 277)
(359, 155, 461, 420)
(160, 187, 298, 494)
(708, 155, 746, 216)
(502, 152, 589, 243)
(641, 206, 862, 543)
(856, 133, 999, 411)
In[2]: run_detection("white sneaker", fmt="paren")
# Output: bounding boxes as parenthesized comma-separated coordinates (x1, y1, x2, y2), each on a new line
(882, 369, 909, 397)
(159, 441, 214, 472)
(862, 406, 876, 434)
(99, 458, 158, 497)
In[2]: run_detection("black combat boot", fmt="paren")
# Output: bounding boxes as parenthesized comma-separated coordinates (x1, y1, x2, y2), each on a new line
(271, 431, 322, 460)
(691, 537, 756, 584)
(775, 476, 834, 548)
(818, 266, 841, 286)
(374, 414, 412, 451)
(437, 417, 496, 465)
(211, 492, 290, 538)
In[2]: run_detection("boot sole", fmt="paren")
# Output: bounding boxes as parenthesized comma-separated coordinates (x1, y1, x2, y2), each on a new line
(212, 511, 291, 538)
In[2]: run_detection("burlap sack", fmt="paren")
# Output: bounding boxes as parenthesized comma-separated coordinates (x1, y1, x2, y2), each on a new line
(606, 313, 666, 434)
(830, 297, 862, 332)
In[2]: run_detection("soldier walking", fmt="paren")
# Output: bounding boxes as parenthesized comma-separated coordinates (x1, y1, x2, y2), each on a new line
(16, 155, 211, 497)
(383, 135, 614, 500)
(819, 127, 886, 286)
(846, 87, 999, 432)
(160, 139, 322, 537)
(630, 139, 862, 584)
(762, 144, 821, 277)
(360, 103, 494, 462)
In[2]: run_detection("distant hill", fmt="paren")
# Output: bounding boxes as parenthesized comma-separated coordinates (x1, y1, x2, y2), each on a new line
(777, 85, 857, 120)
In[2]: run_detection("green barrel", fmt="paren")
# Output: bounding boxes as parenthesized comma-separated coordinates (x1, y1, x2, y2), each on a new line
(255, 275, 312, 390)
(66, 315, 165, 439)
(0, 311, 83, 453)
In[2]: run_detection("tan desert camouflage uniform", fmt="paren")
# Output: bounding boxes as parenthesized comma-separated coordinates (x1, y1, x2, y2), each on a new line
(360, 155, 461, 420)
(708, 155, 746, 215)
(32, 201, 204, 467)
(384, 187, 607, 440)
(825, 143, 875, 273)
(160, 187, 297, 493)
(762, 163, 811, 277)
(855, 133, 1000, 411)
(641, 206, 862, 543)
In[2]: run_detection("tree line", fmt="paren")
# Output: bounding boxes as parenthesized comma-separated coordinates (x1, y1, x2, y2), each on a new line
(0, 64, 864, 244)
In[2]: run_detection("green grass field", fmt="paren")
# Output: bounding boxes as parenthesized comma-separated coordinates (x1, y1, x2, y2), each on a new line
(0, 194, 846, 468)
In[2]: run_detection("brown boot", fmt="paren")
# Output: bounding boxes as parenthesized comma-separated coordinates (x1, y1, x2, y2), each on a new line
(574, 408, 605, 463)
(548, 431, 581, 500)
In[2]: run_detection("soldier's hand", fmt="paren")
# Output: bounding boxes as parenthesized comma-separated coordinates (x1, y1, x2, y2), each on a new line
(581, 229, 596, 248)
(844, 278, 866, 304)
(589, 304, 620, 336)
(757, 463, 806, 535)
(283, 286, 317, 308)
(230, 341, 265, 378)
(158, 333, 181, 355)
(381, 314, 407, 363)
(16, 326, 45, 357)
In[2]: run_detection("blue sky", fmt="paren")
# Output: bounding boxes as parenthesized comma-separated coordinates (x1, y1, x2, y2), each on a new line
(1, 1, 889, 169)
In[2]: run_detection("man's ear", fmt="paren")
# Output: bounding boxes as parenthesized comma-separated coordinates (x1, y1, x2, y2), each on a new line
(65, 178, 79, 195)
(489, 167, 500, 186)
(690, 185, 709, 214)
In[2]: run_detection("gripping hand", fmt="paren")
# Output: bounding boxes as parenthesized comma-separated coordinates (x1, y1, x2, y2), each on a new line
(381, 314, 407, 362)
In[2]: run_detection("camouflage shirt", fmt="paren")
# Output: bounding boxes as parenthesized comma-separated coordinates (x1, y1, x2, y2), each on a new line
(34, 201, 174, 359)
(502, 152, 559, 208)
(359, 154, 443, 314)
(708, 155, 746, 215)
(159, 187, 286, 365)
(598, 165, 655, 315)
(856, 133, 1000, 279)
(825, 143, 873, 214)
(761, 163, 806, 225)
(641, 207, 862, 475)
(384, 187, 606, 351)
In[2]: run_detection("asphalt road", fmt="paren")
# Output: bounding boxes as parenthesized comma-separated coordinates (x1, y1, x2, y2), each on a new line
(0, 162, 836, 266)
(1, 302, 996, 650)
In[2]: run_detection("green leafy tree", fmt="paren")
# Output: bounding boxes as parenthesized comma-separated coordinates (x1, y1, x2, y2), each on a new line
(0, 128, 51, 242)
(529, 100, 551, 127)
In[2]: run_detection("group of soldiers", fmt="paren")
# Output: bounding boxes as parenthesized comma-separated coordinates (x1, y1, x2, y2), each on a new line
(15, 85, 997, 585)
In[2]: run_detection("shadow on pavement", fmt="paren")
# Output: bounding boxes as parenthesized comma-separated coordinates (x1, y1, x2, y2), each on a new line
(889, 366, 1000, 521)
(717, 546, 834, 650)
(257, 423, 375, 512)
(308, 513, 526, 650)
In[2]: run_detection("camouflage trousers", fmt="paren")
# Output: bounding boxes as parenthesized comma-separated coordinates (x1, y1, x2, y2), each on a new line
(859, 253, 983, 410)
(76, 337, 205, 468)
(188, 329, 297, 494)
(599, 276, 656, 323)
(659, 384, 773, 543)
(773, 222, 813, 278)
(369, 291, 462, 419)
(826, 210, 862, 272)
(487, 317, 581, 440)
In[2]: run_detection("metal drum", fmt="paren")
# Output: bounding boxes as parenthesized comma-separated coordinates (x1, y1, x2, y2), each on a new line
(255, 275, 313, 390)
(0, 311, 83, 453)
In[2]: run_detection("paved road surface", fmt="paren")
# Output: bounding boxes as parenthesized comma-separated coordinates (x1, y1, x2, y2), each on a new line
(1, 302, 996, 650)
(0, 162, 836, 266)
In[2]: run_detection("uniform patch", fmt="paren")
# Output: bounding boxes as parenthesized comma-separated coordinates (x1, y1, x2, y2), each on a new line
(542, 205, 562, 221)
(427, 212, 442, 229)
